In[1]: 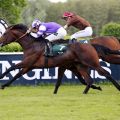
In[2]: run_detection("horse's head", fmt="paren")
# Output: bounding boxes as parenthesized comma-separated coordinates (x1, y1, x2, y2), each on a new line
(0, 24, 28, 47)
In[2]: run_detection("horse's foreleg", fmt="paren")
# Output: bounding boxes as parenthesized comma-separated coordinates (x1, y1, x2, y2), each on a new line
(0, 68, 30, 89)
(0, 54, 40, 79)
(53, 67, 66, 94)
(0, 62, 25, 79)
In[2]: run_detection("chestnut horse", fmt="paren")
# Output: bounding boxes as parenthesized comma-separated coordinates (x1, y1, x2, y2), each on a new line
(0, 24, 120, 94)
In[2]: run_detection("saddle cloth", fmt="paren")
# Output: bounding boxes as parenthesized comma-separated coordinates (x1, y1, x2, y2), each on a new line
(52, 44, 68, 56)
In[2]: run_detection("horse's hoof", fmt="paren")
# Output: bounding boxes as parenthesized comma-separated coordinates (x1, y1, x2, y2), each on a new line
(83, 91, 88, 94)
(0, 86, 5, 90)
(98, 86, 102, 91)
(53, 91, 57, 94)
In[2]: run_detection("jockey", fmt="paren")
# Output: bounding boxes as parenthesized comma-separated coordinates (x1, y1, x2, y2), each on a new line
(28, 19, 67, 56)
(62, 11, 93, 43)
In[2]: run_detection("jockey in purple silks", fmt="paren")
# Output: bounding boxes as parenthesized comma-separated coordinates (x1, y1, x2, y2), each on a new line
(28, 19, 67, 56)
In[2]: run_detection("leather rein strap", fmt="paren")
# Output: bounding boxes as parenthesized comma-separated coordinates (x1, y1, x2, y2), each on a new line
(14, 32, 28, 42)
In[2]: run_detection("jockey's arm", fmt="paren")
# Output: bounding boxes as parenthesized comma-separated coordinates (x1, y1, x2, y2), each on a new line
(29, 29, 44, 38)
(63, 24, 68, 29)
(36, 31, 43, 37)
(36, 25, 46, 37)
(65, 17, 76, 28)
(63, 17, 73, 30)
(26, 27, 36, 33)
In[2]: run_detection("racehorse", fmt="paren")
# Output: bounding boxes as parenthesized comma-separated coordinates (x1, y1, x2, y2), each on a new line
(53, 35, 120, 93)
(0, 24, 120, 94)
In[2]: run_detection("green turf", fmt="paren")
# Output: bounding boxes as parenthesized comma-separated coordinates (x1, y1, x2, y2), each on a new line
(0, 85, 120, 120)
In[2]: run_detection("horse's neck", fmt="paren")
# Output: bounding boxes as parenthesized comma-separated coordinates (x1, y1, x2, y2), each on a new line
(18, 36, 45, 52)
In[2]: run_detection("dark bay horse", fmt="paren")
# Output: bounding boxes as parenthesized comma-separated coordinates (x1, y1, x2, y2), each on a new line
(0, 24, 120, 94)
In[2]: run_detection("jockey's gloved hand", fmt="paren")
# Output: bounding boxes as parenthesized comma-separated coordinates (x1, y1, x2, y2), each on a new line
(63, 24, 68, 29)
(26, 27, 32, 34)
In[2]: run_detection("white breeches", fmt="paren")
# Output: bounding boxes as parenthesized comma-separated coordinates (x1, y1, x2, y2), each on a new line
(30, 32, 38, 38)
(45, 27, 67, 42)
(70, 27, 93, 39)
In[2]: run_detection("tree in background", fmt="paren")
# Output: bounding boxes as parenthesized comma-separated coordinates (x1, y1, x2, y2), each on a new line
(45, 0, 120, 35)
(0, 0, 27, 24)
(101, 22, 120, 40)
(107, 0, 120, 23)
(1, 0, 120, 35)
(22, 0, 50, 26)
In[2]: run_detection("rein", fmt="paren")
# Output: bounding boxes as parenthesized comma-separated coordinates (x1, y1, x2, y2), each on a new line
(14, 31, 28, 42)
(8, 25, 29, 42)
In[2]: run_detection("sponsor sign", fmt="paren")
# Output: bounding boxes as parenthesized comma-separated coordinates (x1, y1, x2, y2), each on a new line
(0, 53, 120, 85)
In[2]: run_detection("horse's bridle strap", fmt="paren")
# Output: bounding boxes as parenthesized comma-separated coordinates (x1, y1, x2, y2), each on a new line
(15, 32, 28, 42)
(11, 30, 28, 42)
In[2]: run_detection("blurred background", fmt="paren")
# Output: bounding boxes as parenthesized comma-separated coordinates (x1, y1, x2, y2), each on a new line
(0, 0, 120, 36)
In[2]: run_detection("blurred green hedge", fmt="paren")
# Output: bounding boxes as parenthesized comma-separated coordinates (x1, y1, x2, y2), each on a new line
(101, 22, 120, 41)
(0, 42, 23, 52)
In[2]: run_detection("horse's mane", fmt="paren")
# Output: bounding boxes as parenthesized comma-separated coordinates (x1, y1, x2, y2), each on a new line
(10, 24, 28, 33)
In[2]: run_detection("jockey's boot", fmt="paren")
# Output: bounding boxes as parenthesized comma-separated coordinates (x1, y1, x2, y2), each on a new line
(47, 42, 53, 56)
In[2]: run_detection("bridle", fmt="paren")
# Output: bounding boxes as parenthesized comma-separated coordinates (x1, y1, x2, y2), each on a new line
(7, 27, 28, 42)
(14, 31, 28, 42)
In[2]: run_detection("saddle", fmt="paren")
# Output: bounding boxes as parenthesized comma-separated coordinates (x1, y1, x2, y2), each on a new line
(45, 43, 68, 57)
(44, 39, 90, 57)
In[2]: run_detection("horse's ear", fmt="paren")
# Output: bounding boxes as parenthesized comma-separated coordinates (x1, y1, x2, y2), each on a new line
(8, 25, 16, 30)
(9, 26, 14, 30)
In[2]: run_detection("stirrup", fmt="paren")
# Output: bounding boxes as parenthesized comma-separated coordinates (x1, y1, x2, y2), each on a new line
(69, 38, 77, 44)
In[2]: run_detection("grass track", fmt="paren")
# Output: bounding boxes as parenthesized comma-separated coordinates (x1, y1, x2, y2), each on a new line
(0, 85, 120, 120)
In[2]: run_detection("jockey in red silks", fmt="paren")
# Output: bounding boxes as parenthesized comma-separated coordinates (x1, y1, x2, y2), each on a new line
(62, 11, 93, 43)
(28, 19, 67, 56)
